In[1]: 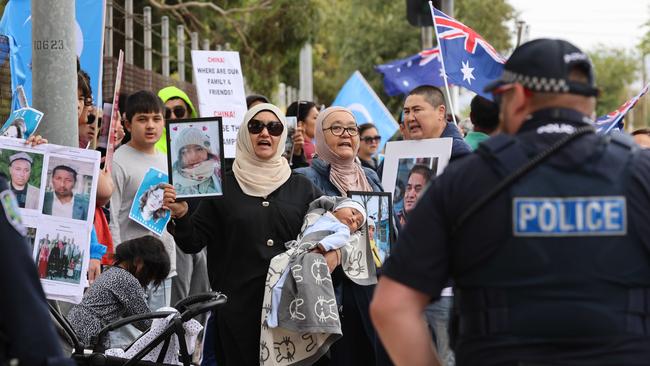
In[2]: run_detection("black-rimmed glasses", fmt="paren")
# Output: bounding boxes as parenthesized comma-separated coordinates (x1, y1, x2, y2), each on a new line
(323, 125, 359, 137)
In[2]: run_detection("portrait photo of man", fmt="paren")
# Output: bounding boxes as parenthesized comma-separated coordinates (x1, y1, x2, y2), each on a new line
(8, 152, 40, 210)
(42, 165, 90, 221)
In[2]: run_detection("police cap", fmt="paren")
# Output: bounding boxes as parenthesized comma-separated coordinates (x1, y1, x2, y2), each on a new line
(485, 38, 599, 97)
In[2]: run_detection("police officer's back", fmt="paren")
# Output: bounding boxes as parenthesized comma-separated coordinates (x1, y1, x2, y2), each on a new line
(0, 175, 72, 365)
(371, 39, 650, 366)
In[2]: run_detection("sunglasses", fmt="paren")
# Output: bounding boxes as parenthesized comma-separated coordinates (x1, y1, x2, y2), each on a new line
(165, 106, 187, 119)
(247, 119, 284, 136)
(361, 135, 381, 143)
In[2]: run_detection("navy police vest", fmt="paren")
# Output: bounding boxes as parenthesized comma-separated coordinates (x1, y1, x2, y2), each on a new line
(453, 109, 650, 342)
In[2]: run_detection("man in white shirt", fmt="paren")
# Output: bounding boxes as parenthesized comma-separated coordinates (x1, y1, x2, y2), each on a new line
(42, 165, 89, 220)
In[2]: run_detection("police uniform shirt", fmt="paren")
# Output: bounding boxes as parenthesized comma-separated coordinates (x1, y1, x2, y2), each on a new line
(0, 177, 72, 365)
(382, 108, 650, 365)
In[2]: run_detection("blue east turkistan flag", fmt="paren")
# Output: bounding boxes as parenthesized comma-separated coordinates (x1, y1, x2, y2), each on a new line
(432, 8, 505, 100)
(375, 48, 445, 96)
(595, 83, 650, 134)
(332, 71, 399, 153)
(0, 0, 105, 110)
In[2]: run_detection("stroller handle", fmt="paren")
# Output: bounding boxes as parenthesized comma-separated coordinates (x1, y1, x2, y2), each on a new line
(92, 310, 177, 352)
(180, 295, 228, 322)
(173, 291, 226, 313)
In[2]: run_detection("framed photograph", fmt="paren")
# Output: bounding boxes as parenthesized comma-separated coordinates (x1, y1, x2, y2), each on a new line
(0, 147, 44, 211)
(381, 138, 452, 218)
(347, 191, 394, 265)
(166, 117, 225, 200)
(129, 167, 172, 237)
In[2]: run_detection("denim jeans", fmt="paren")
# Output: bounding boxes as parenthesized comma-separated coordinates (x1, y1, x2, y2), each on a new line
(425, 296, 455, 366)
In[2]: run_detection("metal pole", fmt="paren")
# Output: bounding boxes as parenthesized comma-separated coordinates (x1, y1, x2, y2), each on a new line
(277, 82, 287, 111)
(144, 6, 152, 71)
(162, 16, 170, 77)
(299, 43, 313, 101)
(202, 38, 210, 50)
(440, 0, 458, 121)
(105, 0, 113, 57)
(125, 0, 133, 64)
(177, 25, 185, 82)
(32, 0, 78, 146)
(191, 32, 199, 50)
(421, 27, 433, 49)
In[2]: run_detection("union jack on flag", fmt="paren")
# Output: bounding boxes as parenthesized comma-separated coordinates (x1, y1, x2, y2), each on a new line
(595, 83, 650, 134)
(375, 47, 445, 96)
(432, 7, 505, 100)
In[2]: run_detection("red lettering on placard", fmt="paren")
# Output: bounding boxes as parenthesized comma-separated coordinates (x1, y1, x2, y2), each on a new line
(213, 110, 235, 118)
(207, 57, 225, 63)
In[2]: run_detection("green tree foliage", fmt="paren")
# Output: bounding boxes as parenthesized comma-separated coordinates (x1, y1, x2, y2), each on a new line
(150, 0, 515, 110)
(311, 0, 515, 112)
(589, 45, 638, 117)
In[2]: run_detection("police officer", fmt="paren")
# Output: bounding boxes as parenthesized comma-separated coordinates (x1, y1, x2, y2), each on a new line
(0, 175, 72, 365)
(370, 38, 650, 366)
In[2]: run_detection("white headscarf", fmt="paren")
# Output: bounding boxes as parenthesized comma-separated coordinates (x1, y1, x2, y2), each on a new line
(232, 103, 292, 197)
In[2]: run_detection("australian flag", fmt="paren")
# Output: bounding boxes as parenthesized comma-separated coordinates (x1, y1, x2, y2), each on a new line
(595, 83, 650, 134)
(375, 48, 445, 96)
(432, 8, 505, 100)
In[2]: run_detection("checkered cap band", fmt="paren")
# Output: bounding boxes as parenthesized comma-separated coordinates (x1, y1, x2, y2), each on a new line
(501, 70, 571, 93)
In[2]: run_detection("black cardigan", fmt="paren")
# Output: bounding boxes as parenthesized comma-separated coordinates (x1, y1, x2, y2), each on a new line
(173, 171, 322, 365)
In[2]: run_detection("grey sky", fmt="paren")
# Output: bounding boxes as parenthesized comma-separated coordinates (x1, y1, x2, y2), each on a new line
(508, 0, 650, 51)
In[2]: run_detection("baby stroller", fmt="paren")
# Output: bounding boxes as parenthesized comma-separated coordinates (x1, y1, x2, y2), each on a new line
(50, 291, 227, 366)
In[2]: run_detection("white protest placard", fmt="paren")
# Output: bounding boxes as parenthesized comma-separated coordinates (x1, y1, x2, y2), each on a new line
(0, 136, 100, 303)
(381, 138, 452, 214)
(191, 50, 247, 158)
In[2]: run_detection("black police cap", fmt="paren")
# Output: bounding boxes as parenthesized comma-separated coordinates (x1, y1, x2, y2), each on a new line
(484, 38, 599, 97)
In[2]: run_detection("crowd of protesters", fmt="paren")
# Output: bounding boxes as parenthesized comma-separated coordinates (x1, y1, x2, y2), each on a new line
(3, 35, 650, 366)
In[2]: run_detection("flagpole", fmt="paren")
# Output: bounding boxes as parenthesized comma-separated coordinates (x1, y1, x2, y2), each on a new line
(429, 1, 458, 126)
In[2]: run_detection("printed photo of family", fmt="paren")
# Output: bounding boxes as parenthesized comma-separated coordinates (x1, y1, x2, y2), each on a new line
(167, 118, 224, 199)
(35, 230, 86, 285)
(348, 191, 394, 266)
(129, 167, 171, 236)
(41, 156, 94, 222)
(0, 148, 44, 210)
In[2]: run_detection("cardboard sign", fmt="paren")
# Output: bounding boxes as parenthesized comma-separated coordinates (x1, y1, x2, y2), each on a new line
(191, 50, 247, 158)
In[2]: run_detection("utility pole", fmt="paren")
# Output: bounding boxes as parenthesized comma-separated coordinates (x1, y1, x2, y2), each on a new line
(32, 0, 78, 147)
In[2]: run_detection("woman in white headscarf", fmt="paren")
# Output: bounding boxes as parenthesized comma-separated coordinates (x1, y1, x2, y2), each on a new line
(166, 103, 322, 365)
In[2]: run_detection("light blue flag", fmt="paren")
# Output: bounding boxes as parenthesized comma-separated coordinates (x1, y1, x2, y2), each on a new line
(0, 0, 105, 109)
(332, 71, 399, 153)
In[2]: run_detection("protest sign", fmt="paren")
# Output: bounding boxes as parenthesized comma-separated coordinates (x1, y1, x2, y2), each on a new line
(191, 50, 247, 158)
(381, 138, 452, 215)
(1, 107, 43, 139)
(0, 136, 100, 303)
(104, 50, 124, 173)
(129, 167, 171, 237)
(166, 117, 225, 200)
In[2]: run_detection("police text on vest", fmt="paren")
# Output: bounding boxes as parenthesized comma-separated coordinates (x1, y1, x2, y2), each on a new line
(513, 196, 626, 236)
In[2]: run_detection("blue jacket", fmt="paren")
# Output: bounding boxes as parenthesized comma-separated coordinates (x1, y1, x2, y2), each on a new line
(441, 121, 473, 159)
(295, 157, 383, 195)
